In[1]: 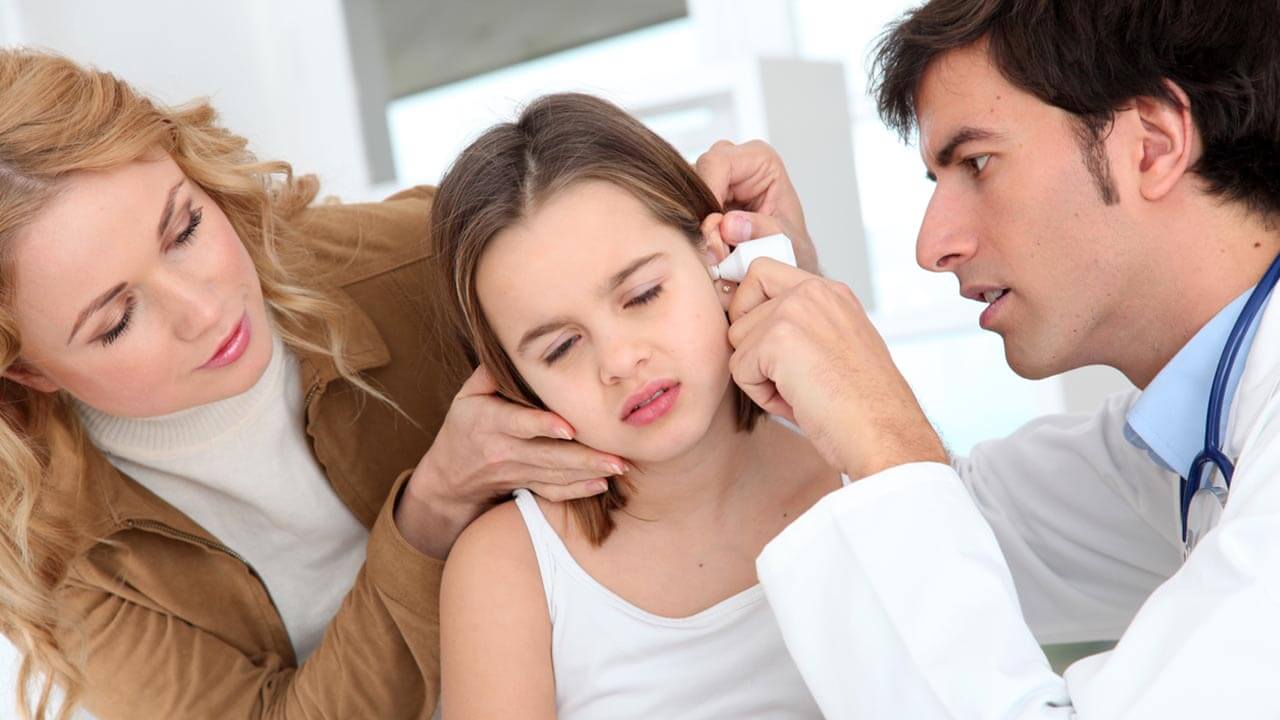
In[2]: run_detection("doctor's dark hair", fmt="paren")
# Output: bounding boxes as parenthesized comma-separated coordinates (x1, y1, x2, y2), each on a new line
(872, 0, 1280, 216)
(430, 92, 765, 545)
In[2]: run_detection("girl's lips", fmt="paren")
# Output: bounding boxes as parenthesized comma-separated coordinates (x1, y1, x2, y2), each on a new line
(621, 381, 682, 426)
(200, 312, 251, 369)
(623, 384, 681, 426)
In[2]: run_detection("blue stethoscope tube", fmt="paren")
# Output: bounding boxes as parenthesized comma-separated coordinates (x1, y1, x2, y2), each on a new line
(1181, 252, 1280, 542)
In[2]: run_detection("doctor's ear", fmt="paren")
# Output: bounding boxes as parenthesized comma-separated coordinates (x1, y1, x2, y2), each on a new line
(1131, 80, 1197, 202)
(3, 359, 60, 394)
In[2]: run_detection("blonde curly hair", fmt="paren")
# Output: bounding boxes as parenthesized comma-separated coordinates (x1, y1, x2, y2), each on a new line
(0, 48, 384, 719)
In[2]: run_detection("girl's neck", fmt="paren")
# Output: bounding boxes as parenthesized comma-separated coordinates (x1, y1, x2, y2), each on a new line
(615, 393, 763, 526)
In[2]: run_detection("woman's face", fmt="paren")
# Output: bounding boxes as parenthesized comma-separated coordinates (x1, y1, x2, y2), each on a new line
(476, 180, 734, 463)
(6, 155, 273, 417)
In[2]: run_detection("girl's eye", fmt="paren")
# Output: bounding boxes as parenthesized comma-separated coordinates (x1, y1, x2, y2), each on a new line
(100, 297, 137, 347)
(175, 207, 203, 245)
(624, 284, 664, 308)
(965, 154, 991, 175)
(544, 334, 579, 365)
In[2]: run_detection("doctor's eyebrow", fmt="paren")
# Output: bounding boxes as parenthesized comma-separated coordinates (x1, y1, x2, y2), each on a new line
(925, 127, 1004, 182)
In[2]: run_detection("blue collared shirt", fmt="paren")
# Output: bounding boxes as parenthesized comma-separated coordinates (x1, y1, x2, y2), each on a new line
(1124, 286, 1264, 477)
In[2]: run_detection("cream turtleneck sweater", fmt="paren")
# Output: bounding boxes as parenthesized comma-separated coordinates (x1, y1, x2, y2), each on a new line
(76, 334, 368, 661)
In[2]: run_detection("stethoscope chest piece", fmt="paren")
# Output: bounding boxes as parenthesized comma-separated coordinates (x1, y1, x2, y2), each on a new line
(1184, 480, 1227, 558)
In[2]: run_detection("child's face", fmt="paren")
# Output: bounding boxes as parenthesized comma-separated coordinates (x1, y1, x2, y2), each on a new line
(476, 180, 734, 463)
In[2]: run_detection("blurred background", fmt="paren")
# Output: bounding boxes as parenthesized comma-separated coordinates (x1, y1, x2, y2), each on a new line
(1, 0, 1127, 714)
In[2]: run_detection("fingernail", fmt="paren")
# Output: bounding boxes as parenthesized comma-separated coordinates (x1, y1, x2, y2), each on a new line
(606, 463, 625, 476)
(729, 214, 752, 243)
(556, 427, 572, 440)
(592, 479, 610, 493)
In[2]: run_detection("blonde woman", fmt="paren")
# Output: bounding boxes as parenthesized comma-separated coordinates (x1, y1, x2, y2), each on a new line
(0, 49, 628, 719)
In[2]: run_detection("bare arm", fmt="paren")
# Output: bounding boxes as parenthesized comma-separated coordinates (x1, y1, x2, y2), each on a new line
(440, 502, 557, 720)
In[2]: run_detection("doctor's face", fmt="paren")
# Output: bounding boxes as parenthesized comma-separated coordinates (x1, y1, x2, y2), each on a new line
(476, 180, 737, 464)
(7, 155, 273, 417)
(913, 42, 1143, 379)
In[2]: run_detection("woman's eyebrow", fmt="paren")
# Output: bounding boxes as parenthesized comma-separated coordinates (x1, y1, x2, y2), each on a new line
(67, 282, 127, 345)
(155, 179, 186, 238)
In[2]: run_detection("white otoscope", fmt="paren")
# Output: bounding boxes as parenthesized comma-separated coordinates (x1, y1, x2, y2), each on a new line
(708, 233, 797, 282)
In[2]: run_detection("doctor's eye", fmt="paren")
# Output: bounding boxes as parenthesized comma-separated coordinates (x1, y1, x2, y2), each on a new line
(964, 154, 991, 176)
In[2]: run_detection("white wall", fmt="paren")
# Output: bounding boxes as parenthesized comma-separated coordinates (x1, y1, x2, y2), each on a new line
(8, 0, 380, 201)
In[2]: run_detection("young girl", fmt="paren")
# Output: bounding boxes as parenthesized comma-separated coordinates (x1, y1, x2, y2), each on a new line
(0, 50, 624, 719)
(434, 93, 840, 718)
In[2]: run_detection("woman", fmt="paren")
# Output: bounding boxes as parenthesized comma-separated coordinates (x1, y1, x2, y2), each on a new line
(0, 49, 625, 719)
(433, 93, 837, 718)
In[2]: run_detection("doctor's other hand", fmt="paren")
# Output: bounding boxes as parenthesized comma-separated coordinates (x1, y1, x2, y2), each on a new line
(727, 260, 947, 480)
(395, 365, 623, 559)
(695, 139, 818, 273)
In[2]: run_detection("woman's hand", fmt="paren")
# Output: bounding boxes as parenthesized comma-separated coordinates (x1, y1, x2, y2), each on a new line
(694, 139, 818, 273)
(394, 366, 625, 558)
(727, 259, 947, 480)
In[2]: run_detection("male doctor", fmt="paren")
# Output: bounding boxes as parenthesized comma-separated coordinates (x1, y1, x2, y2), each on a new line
(694, 0, 1280, 716)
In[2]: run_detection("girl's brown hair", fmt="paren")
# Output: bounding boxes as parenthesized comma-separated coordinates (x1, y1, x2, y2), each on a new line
(430, 92, 763, 545)
(0, 48, 386, 719)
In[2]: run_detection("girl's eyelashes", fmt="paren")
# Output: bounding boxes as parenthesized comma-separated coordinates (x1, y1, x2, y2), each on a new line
(624, 283, 663, 308)
(542, 283, 664, 365)
(100, 296, 137, 347)
(175, 206, 203, 245)
(544, 334, 578, 365)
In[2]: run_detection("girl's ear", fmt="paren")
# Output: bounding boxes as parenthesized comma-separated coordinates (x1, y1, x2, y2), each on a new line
(700, 213, 732, 266)
(699, 213, 738, 310)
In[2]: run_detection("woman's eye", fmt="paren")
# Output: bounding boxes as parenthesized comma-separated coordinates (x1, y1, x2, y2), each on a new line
(624, 284, 664, 308)
(966, 154, 991, 175)
(544, 335, 579, 365)
(175, 207, 203, 245)
(100, 297, 137, 347)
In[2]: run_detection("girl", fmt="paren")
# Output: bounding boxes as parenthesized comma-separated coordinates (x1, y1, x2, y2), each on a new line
(0, 49, 623, 719)
(434, 93, 839, 718)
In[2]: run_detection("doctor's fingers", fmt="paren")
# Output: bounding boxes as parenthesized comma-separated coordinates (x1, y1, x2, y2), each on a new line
(701, 209, 788, 251)
(727, 259, 821, 322)
(727, 345, 797, 422)
(694, 139, 796, 215)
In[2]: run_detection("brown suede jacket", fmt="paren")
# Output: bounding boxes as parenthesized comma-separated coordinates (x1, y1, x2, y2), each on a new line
(48, 187, 460, 719)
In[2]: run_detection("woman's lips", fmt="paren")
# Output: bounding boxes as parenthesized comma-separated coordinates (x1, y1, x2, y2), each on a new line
(200, 312, 251, 370)
(621, 381, 681, 426)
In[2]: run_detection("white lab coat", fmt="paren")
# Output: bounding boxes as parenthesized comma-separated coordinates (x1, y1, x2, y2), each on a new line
(757, 297, 1280, 718)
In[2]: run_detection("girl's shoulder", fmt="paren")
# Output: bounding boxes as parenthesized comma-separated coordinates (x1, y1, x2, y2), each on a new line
(445, 498, 539, 581)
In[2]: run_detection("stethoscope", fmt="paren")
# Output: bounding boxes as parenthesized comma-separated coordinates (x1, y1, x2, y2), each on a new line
(1181, 251, 1280, 554)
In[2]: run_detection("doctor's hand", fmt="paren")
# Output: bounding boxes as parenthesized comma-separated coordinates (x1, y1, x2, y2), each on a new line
(727, 261, 947, 480)
(695, 139, 819, 273)
(395, 365, 622, 559)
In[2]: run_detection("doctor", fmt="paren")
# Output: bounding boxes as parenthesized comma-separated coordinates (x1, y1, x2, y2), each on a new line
(694, 0, 1280, 716)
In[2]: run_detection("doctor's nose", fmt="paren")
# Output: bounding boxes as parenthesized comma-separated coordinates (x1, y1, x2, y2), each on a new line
(597, 334, 651, 385)
(916, 191, 979, 273)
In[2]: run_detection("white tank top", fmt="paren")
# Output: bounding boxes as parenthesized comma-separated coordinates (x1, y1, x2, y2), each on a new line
(512, 489, 824, 719)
